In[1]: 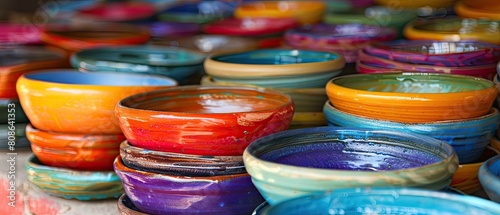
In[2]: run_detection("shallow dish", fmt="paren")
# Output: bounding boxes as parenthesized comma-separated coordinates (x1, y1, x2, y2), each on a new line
(234, 1, 325, 25)
(479, 155, 500, 203)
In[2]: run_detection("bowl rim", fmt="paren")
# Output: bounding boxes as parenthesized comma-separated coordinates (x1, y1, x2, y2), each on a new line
(26, 153, 117, 174)
(479, 154, 500, 197)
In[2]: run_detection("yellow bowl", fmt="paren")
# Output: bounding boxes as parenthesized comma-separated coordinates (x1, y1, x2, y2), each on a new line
(234, 1, 326, 25)
(375, 0, 456, 9)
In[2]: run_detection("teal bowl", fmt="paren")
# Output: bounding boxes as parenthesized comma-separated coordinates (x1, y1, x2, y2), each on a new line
(71, 46, 205, 84)
(323, 102, 500, 164)
(243, 127, 458, 205)
(479, 155, 500, 203)
(25, 154, 123, 200)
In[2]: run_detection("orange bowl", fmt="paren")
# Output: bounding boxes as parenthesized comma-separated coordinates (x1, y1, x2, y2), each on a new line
(27, 124, 126, 171)
(17, 70, 178, 134)
(234, 1, 325, 25)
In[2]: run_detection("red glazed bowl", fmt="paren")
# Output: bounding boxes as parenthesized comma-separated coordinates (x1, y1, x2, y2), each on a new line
(115, 86, 295, 156)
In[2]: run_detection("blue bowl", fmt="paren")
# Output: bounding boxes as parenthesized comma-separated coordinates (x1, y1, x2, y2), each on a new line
(323, 102, 499, 164)
(479, 154, 500, 203)
(258, 188, 500, 215)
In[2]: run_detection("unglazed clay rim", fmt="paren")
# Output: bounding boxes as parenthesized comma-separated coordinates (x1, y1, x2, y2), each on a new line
(117, 85, 293, 115)
(204, 49, 345, 78)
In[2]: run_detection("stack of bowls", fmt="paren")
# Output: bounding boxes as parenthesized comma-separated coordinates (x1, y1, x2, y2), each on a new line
(234, 1, 326, 25)
(358, 40, 500, 80)
(114, 86, 295, 214)
(323, 73, 499, 193)
(203, 49, 345, 129)
(17, 70, 178, 200)
(479, 154, 500, 203)
(203, 17, 297, 48)
(243, 127, 459, 205)
(455, 0, 500, 20)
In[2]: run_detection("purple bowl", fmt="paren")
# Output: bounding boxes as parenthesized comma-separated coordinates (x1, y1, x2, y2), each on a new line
(146, 22, 200, 38)
(114, 156, 264, 215)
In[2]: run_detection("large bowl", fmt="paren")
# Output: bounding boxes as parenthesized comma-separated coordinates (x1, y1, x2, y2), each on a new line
(243, 127, 458, 205)
(326, 73, 498, 123)
(259, 188, 500, 215)
(234, 1, 325, 25)
(115, 86, 294, 156)
(26, 154, 123, 200)
(120, 140, 245, 176)
(479, 155, 500, 203)
(114, 156, 265, 215)
(17, 70, 178, 134)
(27, 124, 126, 171)
(323, 102, 499, 163)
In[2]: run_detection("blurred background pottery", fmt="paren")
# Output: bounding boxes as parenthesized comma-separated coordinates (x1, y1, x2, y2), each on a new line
(243, 127, 458, 205)
(145, 22, 199, 39)
(234, 1, 326, 25)
(158, 1, 235, 24)
(151, 34, 259, 55)
(375, 0, 457, 8)
(491, 135, 500, 151)
(288, 112, 327, 130)
(17, 70, 178, 134)
(115, 86, 294, 156)
(479, 154, 500, 203)
(74, 2, 157, 23)
(25, 154, 123, 200)
(0, 23, 42, 45)
(455, 1, 500, 20)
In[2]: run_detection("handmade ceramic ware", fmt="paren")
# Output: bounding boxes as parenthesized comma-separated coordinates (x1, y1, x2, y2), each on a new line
(27, 124, 126, 171)
(115, 86, 294, 156)
(75, 2, 156, 22)
(204, 49, 345, 89)
(234, 1, 325, 25)
(326, 73, 498, 123)
(17, 70, 178, 134)
(120, 140, 245, 176)
(0, 99, 28, 123)
(259, 188, 500, 215)
(26, 154, 123, 200)
(479, 155, 500, 203)
(244, 127, 459, 205)
(159, 1, 234, 24)
(114, 156, 265, 215)
(0, 123, 29, 150)
(151, 34, 259, 55)
(323, 102, 499, 163)
(146, 22, 199, 38)
(455, 1, 500, 20)
(118, 194, 148, 215)
(375, 0, 456, 8)
(71, 46, 205, 83)
(0, 23, 42, 44)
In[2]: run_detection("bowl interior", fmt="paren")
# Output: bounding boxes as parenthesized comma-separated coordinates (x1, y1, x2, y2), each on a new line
(211, 50, 339, 65)
(331, 73, 494, 93)
(23, 71, 177, 86)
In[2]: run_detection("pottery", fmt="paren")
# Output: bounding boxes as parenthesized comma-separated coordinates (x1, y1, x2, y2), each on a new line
(151, 34, 259, 55)
(115, 86, 294, 156)
(0, 99, 28, 123)
(323, 102, 499, 163)
(71, 46, 205, 83)
(326, 73, 498, 123)
(479, 154, 500, 203)
(0, 123, 29, 150)
(204, 49, 345, 89)
(146, 22, 199, 38)
(375, 0, 456, 8)
(259, 188, 500, 215)
(17, 70, 178, 134)
(234, 1, 326, 25)
(0, 23, 42, 44)
(27, 124, 126, 171)
(451, 146, 500, 194)
(455, 1, 500, 20)
(158, 1, 234, 24)
(243, 127, 459, 205)
(118, 194, 148, 215)
(76, 2, 156, 22)
(25, 154, 123, 200)
(120, 140, 245, 176)
(114, 156, 265, 215)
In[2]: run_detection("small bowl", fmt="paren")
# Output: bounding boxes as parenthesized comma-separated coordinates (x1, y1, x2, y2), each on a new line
(26, 154, 123, 200)
(0, 123, 29, 150)
(71, 46, 205, 83)
(115, 86, 294, 156)
(151, 34, 259, 55)
(120, 140, 245, 176)
(243, 127, 458, 205)
(17, 70, 177, 134)
(114, 156, 265, 215)
(260, 188, 500, 215)
(27, 124, 126, 171)
(479, 154, 500, 203)
(326, 73, 498, 123)
(118, 194, 148, 215)
(234, 1, 326, 25)
(323, 102, 499, 163)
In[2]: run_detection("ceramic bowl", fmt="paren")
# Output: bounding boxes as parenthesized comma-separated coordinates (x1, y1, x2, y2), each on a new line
(461, 0, 500, 11)
(114, 156, 265, 215)
(158, 1, 234, 24)
(323, 102, 499, 163)
(71, 46, 205, 83)
(115, 86, 294, 156)
(479, 154, 500, 203)
(151, 34, 259, 55)
(26, 154, 123, 200)
(0, 23, 42, 45)
(243, 127, 459, 205)
(27, 124, 126, 171)
(204, 49, 345, 89)
(200, 76, 327, 112)
(120, 140, 245, 176)
(0, 123, 29, 150)
(0, 99, 28, 123)
(118, 194, 148, 215)
(451, 146, 500, 194)
(17, 70, 178, 134)
(326, 73, 498, 123)
(234, 1, 326, 25)
(259, 188, 500, 215)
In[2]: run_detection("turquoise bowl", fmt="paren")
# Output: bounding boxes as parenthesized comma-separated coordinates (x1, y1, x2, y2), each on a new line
(479, 155, 500, 203)
(324, 102, 500, 164)
(259, 188, 500, 215)
(71, 46, 205, 84)
(243, 127, 458, 205)
(25, 154, 123, 200)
